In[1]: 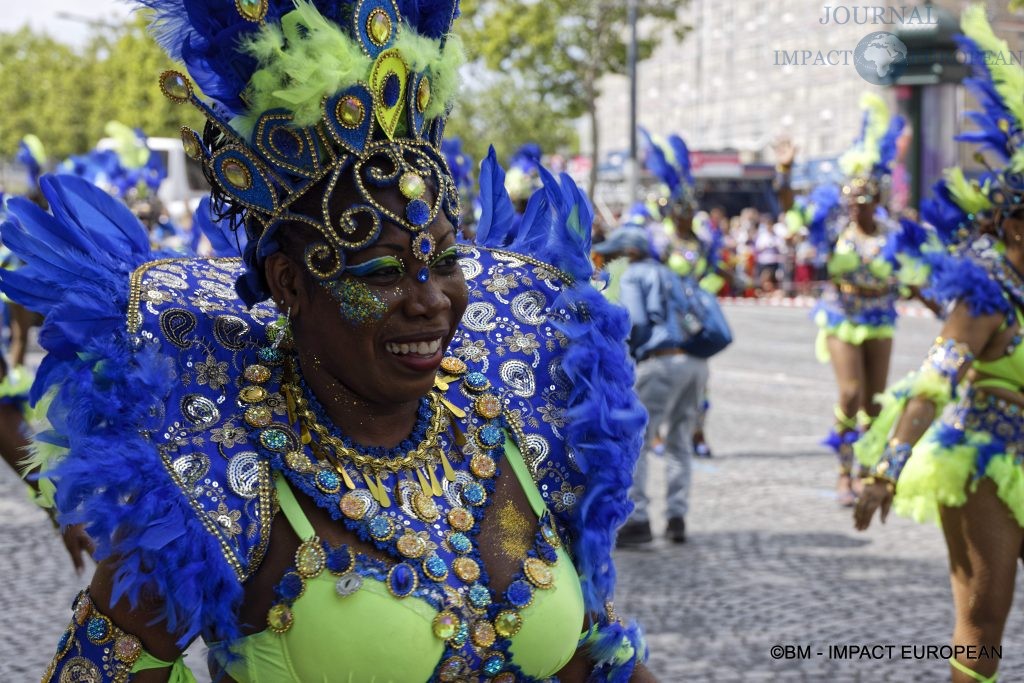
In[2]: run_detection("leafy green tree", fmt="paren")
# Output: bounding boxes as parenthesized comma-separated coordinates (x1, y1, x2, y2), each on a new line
(0, 28, 90, 160)
(0, 17, 203, 171)
(446, 74, 579, 173)
(458, 0, 688, 197)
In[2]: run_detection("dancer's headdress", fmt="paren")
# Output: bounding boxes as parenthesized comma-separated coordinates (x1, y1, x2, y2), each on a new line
(16, 135, 46, 189)
(141, 0, 464, 302)
(59, 122, 168, 199)
(640, 129, 696, 214)
(838, 93, 905, 202)
(922, 4, 1023, 246)
(504, 143, 542, 203)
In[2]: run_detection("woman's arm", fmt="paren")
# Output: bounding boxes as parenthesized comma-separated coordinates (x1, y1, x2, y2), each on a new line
(854, 302, 1005, 530)
(47, 558, 190, 683)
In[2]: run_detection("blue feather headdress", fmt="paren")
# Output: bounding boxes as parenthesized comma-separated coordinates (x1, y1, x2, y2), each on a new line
(838, 93, 905, 200)
(16, 135, 46, 189)
(505, 143, 543, 203)
(138, 0, 465, 304)
(920, 4, 1022, 247)
(639, 128, 695, 213)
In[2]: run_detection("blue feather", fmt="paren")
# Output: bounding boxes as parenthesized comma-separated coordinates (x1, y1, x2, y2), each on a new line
(639, 128, 680, 199)
(395, 0, 460, 38)
(667, 134, 693, 186)
(474, 147, 516, 247)
(874, 115, 905, 176)
(194, 195, 244, 257)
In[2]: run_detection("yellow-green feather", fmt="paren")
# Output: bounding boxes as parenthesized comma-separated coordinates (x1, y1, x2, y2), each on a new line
(944, 167, 993, 215)
(961, 4, 1024, 129)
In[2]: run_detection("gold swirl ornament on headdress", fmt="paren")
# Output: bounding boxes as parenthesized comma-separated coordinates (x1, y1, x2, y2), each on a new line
(159, 0, 465, 276)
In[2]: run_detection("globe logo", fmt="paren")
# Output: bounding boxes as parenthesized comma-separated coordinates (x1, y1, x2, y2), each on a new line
(854, 32, 909, 85)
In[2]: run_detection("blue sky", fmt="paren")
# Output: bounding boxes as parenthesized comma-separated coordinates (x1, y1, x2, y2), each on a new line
(1, 0, 132, 45)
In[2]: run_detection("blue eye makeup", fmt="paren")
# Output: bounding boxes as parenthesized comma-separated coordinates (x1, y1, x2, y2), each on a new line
(346, 255, 406, 278)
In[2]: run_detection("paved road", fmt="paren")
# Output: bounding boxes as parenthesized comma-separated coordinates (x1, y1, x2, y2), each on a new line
(2, 304, 1022, 681)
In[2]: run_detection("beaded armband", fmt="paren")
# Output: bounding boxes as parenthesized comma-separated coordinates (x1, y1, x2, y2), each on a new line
(579, 602, 648, 681)
(919, 337, 973, 402)
(873, 441, 912, 483)
(43, 590, 144, 683)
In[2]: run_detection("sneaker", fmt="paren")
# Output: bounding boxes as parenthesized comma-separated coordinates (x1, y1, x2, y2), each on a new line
(667, 517, 686, 544)
(616, 520, 653, 547)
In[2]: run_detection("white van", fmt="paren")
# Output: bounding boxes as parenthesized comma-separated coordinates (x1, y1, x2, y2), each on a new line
(146, 137, 210, 226)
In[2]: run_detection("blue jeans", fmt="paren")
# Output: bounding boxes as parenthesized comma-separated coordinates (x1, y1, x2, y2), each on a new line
(629, 353, 708, 523)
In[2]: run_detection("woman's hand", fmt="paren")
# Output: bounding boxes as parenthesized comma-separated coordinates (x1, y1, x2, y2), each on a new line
(62, 524, 96, 576)
(854, 480, 894, 531)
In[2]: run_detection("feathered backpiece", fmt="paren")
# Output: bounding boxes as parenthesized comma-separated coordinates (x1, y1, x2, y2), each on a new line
(16, 135, 46, 189)
(639, 128, 696, 212)
(950, 5, 1024, 215)
(838, 93, 905, 200)
(141, 0, 464, 303)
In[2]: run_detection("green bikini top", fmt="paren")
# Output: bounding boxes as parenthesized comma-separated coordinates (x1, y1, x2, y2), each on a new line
(216, 438, 585, 683)
(973, 307, 1024, 394)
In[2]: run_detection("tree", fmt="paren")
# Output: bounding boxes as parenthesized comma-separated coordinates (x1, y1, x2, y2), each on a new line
(458, 0, 688, 198)
(445, 73, 579, 172)
(0, 17, 204, 166)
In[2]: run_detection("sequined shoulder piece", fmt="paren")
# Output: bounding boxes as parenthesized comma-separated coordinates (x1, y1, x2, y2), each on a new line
(449, 246, 585, 520)
(129, 257, 278, 580)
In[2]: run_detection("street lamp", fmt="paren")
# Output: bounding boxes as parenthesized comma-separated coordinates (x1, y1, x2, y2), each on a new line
(625, 0, 639, 205)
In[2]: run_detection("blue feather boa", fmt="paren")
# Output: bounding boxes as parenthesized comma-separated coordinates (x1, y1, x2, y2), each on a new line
(0, 175, 244, 646)
(475, 152, 647, 620)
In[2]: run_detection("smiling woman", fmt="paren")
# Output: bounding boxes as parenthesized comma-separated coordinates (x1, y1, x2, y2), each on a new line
(0, 1, 653, 682)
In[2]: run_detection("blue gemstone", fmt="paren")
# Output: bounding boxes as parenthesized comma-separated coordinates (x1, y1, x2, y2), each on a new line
(462, 482, 485, 506)
(368, 514, 393, 540)
(482, 655, 505, 676)
(383, 72, 401, 107)
(478, 425, 503, 448)
(465, 372, 489, 390)
(315, 469, 341, 493)
(258, 347, 282, 363)
(326, 545, 354, 574)
(261, 429, 288, 451)
(451, 622, 469, 647)
(419, 238, 432, 254)
(406, 198, 430, 226)
(86, 616, 109, 643)
(506, 580, 533, 608)
(468, 583, 491, 608)
(449, 532, 472, 554)
(388, 563, 417, 597)
(417, 267, 430, 283)
(423, 553, 448, 580)
(277, 572, 304, 601)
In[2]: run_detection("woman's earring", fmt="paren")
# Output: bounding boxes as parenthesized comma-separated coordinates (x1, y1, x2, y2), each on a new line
(271, 306, 292, 350)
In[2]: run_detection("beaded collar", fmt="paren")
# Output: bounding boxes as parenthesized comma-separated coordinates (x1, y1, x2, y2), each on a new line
(244, 345, 565, 681)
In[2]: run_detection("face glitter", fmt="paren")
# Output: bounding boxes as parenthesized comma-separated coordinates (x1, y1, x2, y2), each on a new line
(324, 278, 388, 325)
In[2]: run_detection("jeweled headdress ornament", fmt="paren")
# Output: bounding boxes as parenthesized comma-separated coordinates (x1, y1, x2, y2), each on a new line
(142, 0, 465, 302)
(639, 128, 696, 214)
(838, 93, 905, 202)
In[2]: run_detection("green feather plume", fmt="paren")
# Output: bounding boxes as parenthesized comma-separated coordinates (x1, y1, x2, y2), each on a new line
(839, 93, 890, 178)
(237, 0, 462, 131)
(961, 4, 1024, 130)
(944, 167, 993, 215)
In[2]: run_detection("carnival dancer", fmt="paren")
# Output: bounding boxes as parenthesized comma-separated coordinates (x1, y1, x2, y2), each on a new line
(4, 0, 655, 680)
(855, 7, 1024, 681)
(805, 93, 927, 507)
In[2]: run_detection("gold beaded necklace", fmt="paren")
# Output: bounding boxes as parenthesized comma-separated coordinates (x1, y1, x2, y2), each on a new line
(280, 360, 459, 508)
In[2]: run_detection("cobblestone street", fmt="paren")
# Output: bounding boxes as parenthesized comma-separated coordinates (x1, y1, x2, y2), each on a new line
(2, 304, 1022, 681)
